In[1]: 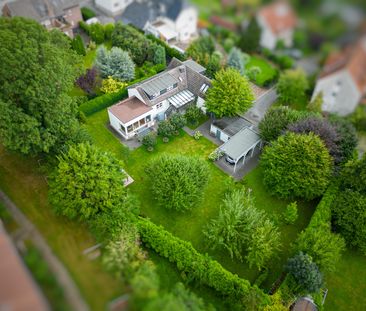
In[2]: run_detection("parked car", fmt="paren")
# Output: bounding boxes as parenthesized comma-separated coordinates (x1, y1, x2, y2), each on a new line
(225, 156, 235, 165)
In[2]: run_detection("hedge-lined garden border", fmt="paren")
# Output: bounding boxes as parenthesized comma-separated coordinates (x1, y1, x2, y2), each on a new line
(137, 217, 270, 306)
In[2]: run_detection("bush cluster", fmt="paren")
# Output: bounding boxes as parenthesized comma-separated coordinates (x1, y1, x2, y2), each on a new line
(137, 217, 269, 305)
(80, 7, 96, 21)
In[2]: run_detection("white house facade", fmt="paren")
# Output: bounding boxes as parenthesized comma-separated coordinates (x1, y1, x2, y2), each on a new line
(108, 58, 210, 140)
(95, 0, 133, 16)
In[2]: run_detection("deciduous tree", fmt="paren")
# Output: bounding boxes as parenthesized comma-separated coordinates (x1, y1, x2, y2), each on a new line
(277, 69, 309, 105)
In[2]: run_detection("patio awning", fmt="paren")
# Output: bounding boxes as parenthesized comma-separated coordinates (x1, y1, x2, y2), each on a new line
(219, 127, 261, 161)
(168, 90, 195, 108)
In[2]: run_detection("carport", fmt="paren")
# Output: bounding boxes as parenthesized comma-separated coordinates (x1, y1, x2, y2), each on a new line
(218, 128, 262, 172)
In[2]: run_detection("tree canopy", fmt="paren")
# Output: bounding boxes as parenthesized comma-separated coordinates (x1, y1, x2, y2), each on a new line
(49, 143, 127, 221)
(277, 69, 309, 106)
(0, 17, 82, 154)
(238, 17, 261, 53)
(185, 36, 215, 66)
(145, 154, 210, 211)
(261, 132, 333, 200)
(205, 68, 254, 118)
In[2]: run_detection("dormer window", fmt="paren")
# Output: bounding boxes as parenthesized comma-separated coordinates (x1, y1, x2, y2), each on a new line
(200, 83, 209, 94)
(179, 77, 183, 82)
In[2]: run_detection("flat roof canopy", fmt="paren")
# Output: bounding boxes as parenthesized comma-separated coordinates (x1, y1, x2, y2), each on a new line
(168, 90, 194, 108)
(219, 127, 261, 161)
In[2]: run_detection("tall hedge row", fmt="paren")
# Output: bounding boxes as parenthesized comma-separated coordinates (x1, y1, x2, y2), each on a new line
(145, 34, 186, 61)
(137, 217, 269, 306)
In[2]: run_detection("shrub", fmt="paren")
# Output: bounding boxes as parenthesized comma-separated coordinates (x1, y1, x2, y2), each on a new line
(81, 7, 96, 21)
(185, 105, 204, 126)
(104, 23, 115, 40)
(193, 130, 203, 140)
(88, 22, 105, 44)
(148, 43, 166, 65)
(137, 217, 269, 305)
(238, 17, 261, 53)
(277, 69, 309, 105)
(208, 149, 224, 161)
(307, 92, 323, 113)
(145, 154, 210, 211)
(71, 34, 86, 56)
(48, 143, 127, 221)
(206, 51, 223, 79)
(283, 202, 298, 224)
(100, 76, 127, 94)
(261, 132, 333, 200)
(247, 66, 261, 81)
(142, 132, 157, 149)
(157, 120, 174, 137)
(185, 36, 215, 66)
(227, 47, 244, 75)
(75, 67, 99, 96)
(95, 46, 135, 81)
(146, 34, 185, 61)
(169, 114, 186, 131)
(286, 252, 323, 293)
(205, 68, 254, 118)
(79, 88, 128, 116)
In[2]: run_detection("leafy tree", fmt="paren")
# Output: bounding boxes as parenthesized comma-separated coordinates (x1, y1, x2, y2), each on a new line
(157, 120, 175, 137)
(206, 51, 223, 79)
(283, 202, 298, 224)
(71, 34, 86, 56)
(0, 17, 82, 155)
(112, 23, 152, 66)
(49, 143, 127, 221)
(205, 68, 254, 118)
(145, 154, 210, 211)
(261, 132, 333, 200)
(204, 189, 281, 269)
(75, 67, 100, 96)
(307, 92, 323, 113)
(88, 22, 105, 44)
(170, 114, 186, 131)
(238, 17, 261, 53)
(277, 69, 309, 105)
(185, 36, 215, 66)
(185, 106, 204, 126)
(100, 76, 127, 94)
(329, 115, 358, 164)
(95, 46, 135, 81)
(259, 107, 308, 142)
(102, 225, 146, 280)
(286, 252, 323, 293)
(287, 117, 341, 165)
(148, 43, 166, 65)
(295, 225, 345, 272)
(227, 47, 244, 75)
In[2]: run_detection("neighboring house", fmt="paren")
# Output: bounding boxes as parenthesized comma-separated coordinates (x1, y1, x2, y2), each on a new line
(312, 36, 366, 116)
(0, 221, 49, 311)
(2, 0, 82, 37)
(119, 0, 198, 45)
(256, 0, 297, 50)
(94, 0, 133, 16)
(108, 58, 210, 140)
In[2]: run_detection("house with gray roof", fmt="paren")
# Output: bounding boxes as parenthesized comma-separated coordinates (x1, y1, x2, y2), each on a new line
(118, 0, 198, 47)
(2, 0, 82, 37)
(108, 58, 210, 140)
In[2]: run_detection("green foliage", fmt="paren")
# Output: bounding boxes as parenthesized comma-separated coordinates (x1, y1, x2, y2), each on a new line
(259, 106, 310, 142)
(157, 120, 175, 137)
(71, 34, 86, 56)
(137, 217, 269, 305)
(100, 76, 127, 94)
(184, 105, 204, 126)
(205, 68, 254, 118)
(49, 143, 127, 221)
(283, 202, 298, 224)
(261, 132, 333, 200)
(148, 43, 166, 65)
(87, 22, 105, 44)
(104, 23, 115, 40)
(308, 92, 323, 113)
(193, 130, 203, 140)
(112, 23, 152, 66)
(95, 46, 135, 81)
(204, 189, 281, 269)
(286, 252, 323, 293)
(0, 17, 81, 155)
(145, 154, 210, 211)
(102, 225, 145, 280)
(142, 132, 157, 149)
(79, 88, 128, 116)
(146, 34, 186, 61)
(81, 7, 96, 20)
(135, 62, 166, 79)
(185, 36, 215, 66)
(227, 47, 244, 75)
(348, 105, 366, 131)
(170, 114, 187, 131)
(206, 51, 223, 79)
(277, 69, 309, 105)
(239, 17, 261, 53)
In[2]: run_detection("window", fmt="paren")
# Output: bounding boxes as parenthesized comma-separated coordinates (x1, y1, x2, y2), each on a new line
(133, 121, 139, 129)
(200, 83, 209, 94)
(156, 102, 163, 109)
(167, 85, 173, 91)
(173, 83, 178, 88)
(120, 124, 126, 134)
(160, 88, 167, 95)
(139, 118, 146, 126)
(127, 125, 133, 132)
(146, 115, 151, 122)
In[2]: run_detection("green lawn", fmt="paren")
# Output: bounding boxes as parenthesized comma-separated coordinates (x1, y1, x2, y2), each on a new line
(325, 249, 366, 310)
(85, 109, 315, 291)
(357, 131, 366, 158)
(0, 145, 123, 311)
(245, 56, 278, 87)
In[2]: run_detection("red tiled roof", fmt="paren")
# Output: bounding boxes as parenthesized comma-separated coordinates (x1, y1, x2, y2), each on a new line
(320, 37, 366, 93)
(210, 15, 238, 32)
(109, 96, 152, 124)
(258, 1, 297, 34)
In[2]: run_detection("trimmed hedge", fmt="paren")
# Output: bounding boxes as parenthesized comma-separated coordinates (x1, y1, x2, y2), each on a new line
(81, 7, 96, 21)
(137, 217, 269, 306)
(79, 89, 128, 116)
(145, 34, 186, 61)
